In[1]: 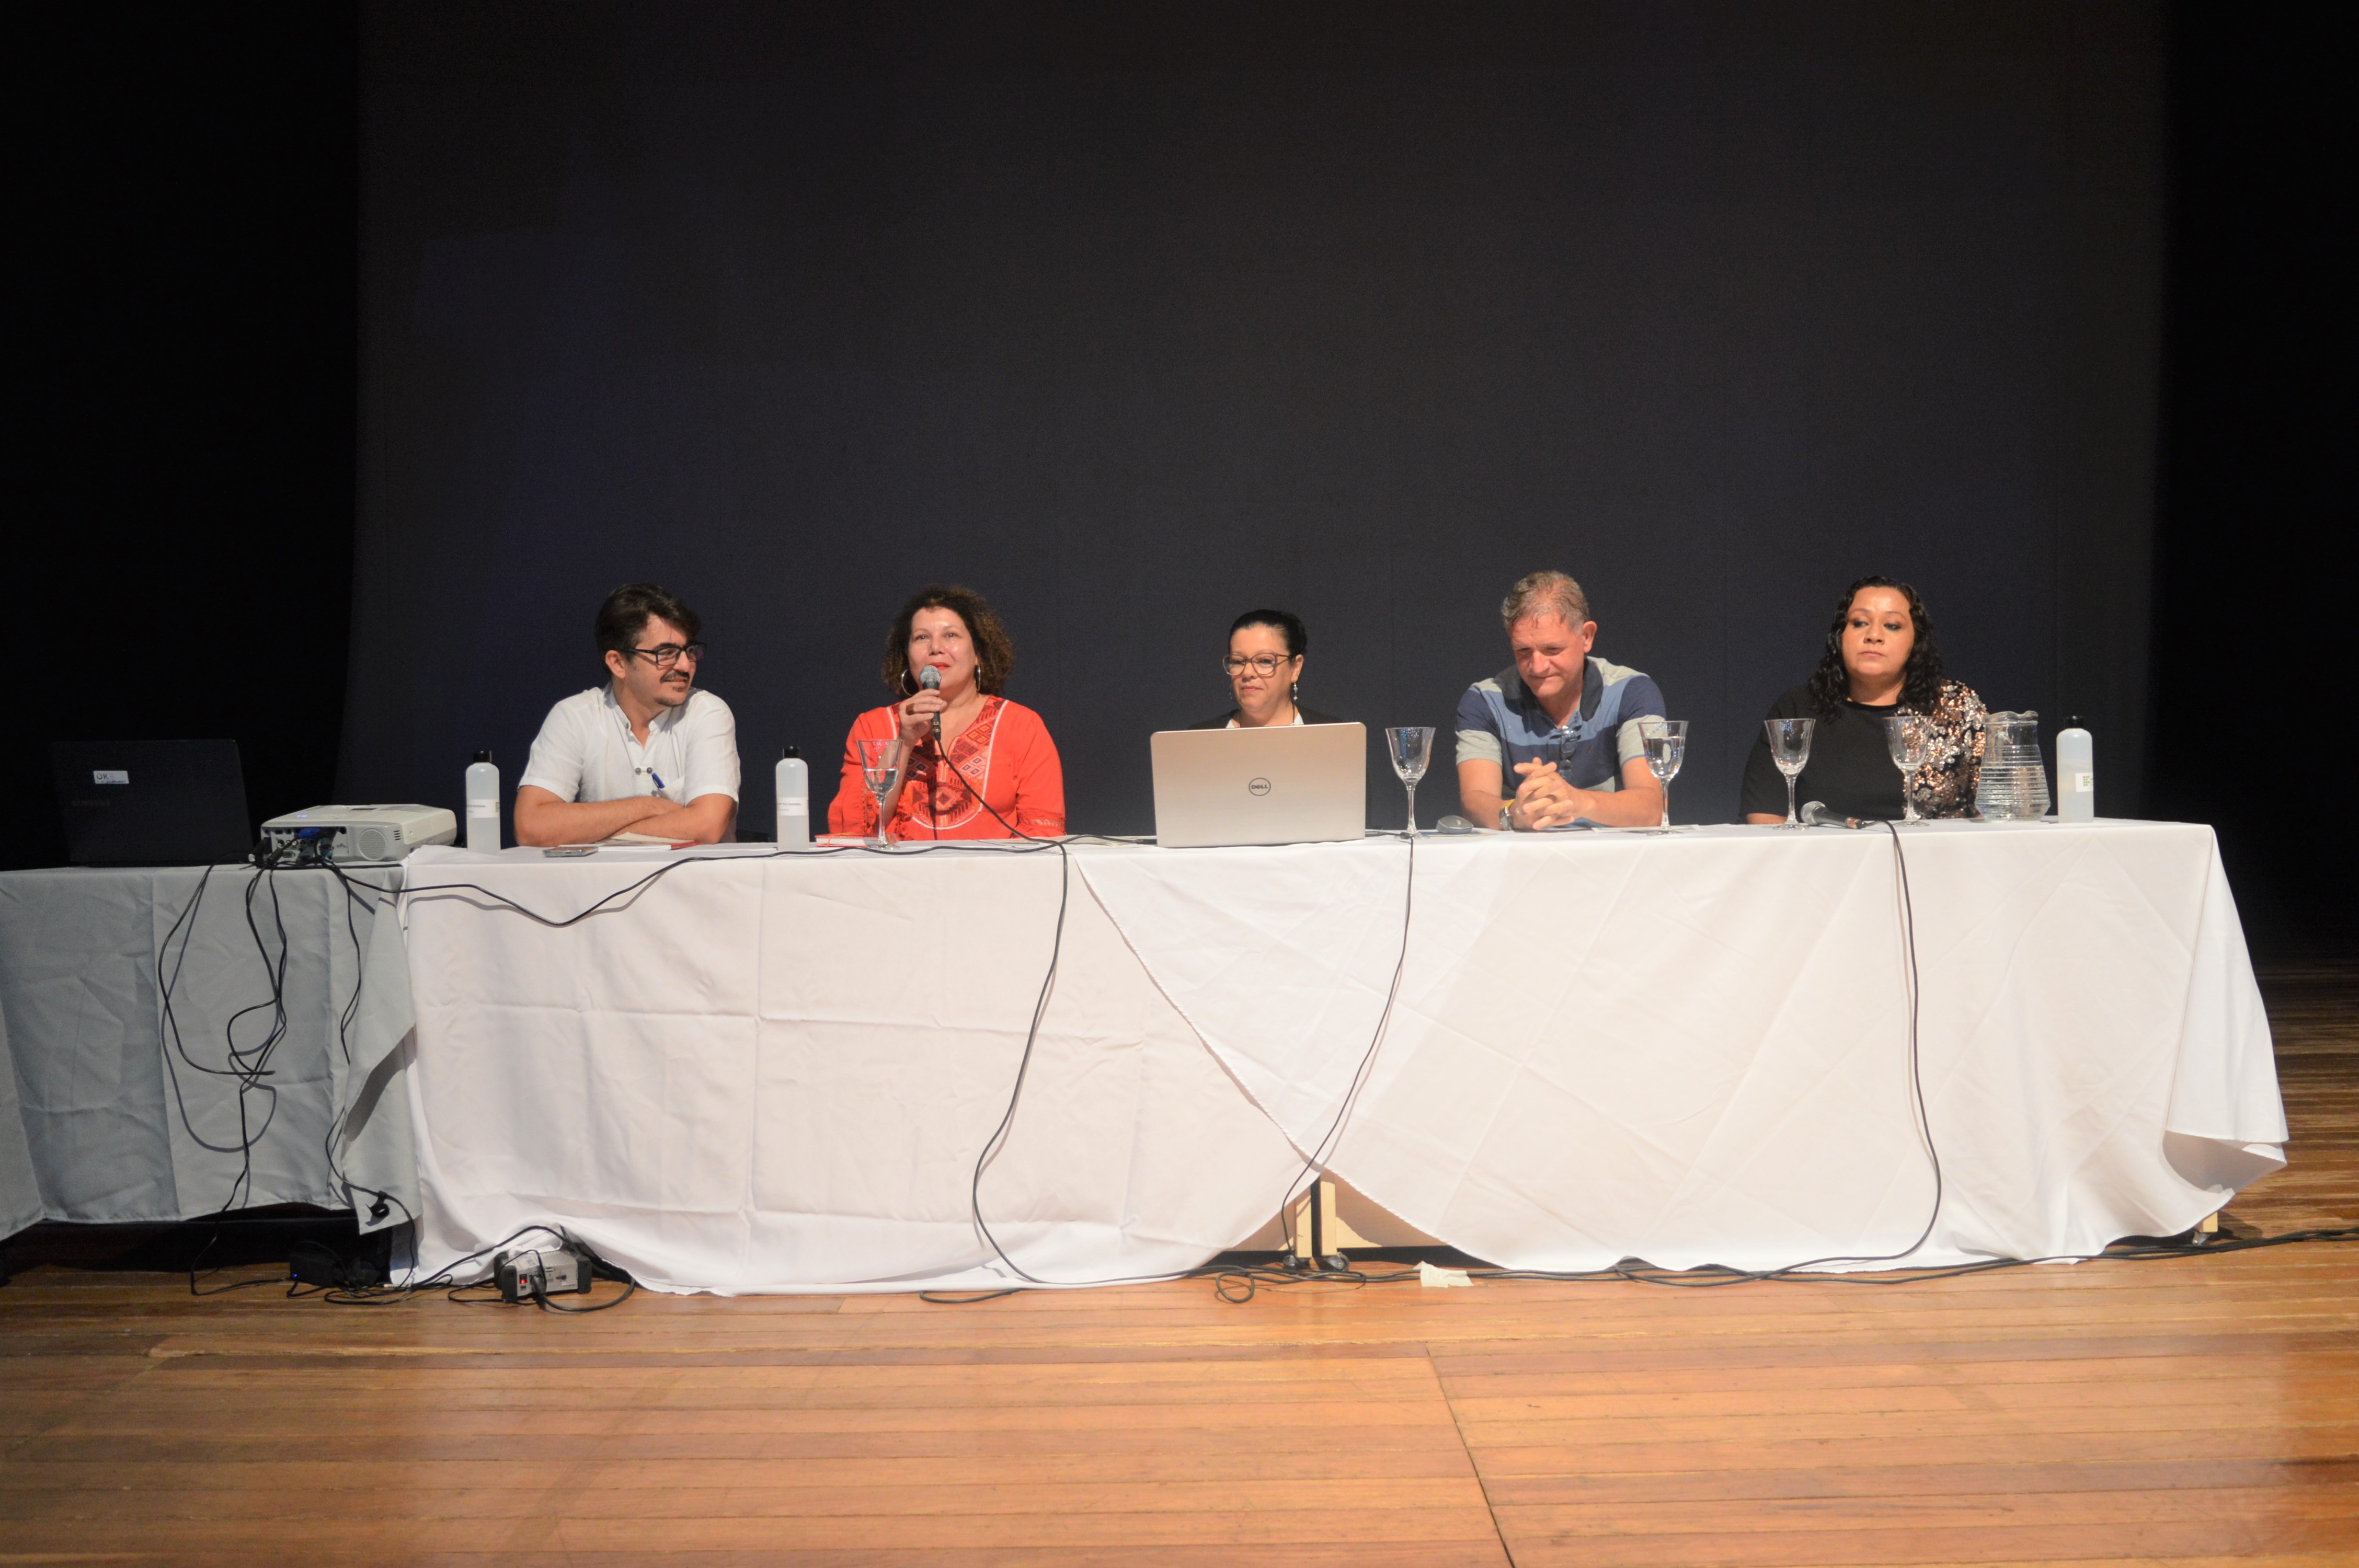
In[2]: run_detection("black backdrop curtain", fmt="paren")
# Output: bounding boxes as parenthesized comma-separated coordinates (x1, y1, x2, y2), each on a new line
(345, 2, 2165, 836)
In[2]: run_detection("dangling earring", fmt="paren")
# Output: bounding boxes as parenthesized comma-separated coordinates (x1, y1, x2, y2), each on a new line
(1291, 679, 1300, 704)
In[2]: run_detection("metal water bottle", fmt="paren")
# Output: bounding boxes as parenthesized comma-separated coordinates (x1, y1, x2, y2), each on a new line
(465, 750, 501, 851)
(2056, 716, 2094, 822)
(775, 746, 810, 848)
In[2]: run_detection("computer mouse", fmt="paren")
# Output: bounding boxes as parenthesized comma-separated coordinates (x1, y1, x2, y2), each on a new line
(1435, 815, 1475, 834)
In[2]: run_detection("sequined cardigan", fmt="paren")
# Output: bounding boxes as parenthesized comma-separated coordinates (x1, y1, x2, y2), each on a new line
(1899, 679, 1987, 817)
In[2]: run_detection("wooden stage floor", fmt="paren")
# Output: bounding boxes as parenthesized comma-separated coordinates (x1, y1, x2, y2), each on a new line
(4, 963, 2354, 1566)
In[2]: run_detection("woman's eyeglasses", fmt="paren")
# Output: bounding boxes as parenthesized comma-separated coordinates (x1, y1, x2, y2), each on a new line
(1221, 654, 1292, 677)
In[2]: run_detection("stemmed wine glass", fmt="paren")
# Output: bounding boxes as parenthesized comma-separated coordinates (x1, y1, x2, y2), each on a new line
(1882, 714, 1930, 824)
(855, 736, 908, 848)
(1640, 719, 1686, 828)
(1385, 727, 1434, 835)
(1764, 717, 1815, 829)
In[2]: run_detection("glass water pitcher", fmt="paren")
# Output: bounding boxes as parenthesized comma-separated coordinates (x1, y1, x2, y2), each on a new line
(1974, 710, 2052, 822)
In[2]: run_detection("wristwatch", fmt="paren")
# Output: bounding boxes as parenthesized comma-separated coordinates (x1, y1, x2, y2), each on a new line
(1498, 802, 1516, 833)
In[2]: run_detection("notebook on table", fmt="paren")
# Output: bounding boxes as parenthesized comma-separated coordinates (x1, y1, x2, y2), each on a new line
(50, 739, 252, 866)
(1148, 723, 1367, 848)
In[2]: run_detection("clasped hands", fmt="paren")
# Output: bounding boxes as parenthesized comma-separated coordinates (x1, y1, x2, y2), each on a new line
(1506, 757, 1598, 831)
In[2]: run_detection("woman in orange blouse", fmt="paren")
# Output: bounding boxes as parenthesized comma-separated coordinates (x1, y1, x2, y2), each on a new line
(828, 584, 1067, 840)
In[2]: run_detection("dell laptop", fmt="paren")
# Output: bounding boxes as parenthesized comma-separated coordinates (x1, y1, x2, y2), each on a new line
(50, 740, 253, 866)
(1149, 722, 1367, 848)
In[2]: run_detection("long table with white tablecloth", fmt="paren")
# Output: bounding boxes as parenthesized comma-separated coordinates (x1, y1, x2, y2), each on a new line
(392, 820, 2285, 1294)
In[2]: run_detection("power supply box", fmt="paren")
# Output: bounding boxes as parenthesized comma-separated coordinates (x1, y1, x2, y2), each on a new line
(260, 804, 457, 864)
(495, 1247, 593, 1302)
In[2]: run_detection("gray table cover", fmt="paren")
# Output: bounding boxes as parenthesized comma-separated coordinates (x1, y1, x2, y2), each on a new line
(0, 864, 417, 1239)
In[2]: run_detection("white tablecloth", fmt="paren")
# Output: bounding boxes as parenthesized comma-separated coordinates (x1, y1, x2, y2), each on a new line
(1078, 821, 2283, 1275)
(395, 821, 2281, 1293)
(0, 866, 418, 1238)
(397, 844, 1305, 1293)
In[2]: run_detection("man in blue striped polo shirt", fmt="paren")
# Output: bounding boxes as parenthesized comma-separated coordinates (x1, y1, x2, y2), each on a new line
(1454, 571, 1668, 831)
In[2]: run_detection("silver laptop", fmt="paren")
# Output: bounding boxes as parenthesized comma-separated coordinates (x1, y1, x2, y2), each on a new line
(1149, 723, 1367, 848)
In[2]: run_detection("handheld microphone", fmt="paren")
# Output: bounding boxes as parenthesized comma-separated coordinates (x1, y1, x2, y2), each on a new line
(1800, 801, 1864, 829)
(918, 666, 942, 741)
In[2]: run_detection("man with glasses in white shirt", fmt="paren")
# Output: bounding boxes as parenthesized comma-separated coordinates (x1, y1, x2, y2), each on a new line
(514, 583, 741, 846)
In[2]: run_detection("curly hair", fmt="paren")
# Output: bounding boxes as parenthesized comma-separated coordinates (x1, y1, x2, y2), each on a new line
(1807, 576, 1945, 720)
(881, 583, 1016, 697)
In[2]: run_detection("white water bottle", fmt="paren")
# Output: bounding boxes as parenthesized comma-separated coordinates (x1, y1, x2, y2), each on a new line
(465, 750, 501, 851)
(2056, 718, 2094, 822)
(775, 746, 810, 848)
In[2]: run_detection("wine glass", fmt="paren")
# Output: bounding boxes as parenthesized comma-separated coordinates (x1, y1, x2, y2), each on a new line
(1763, 717, 1814, 829)
(1640, 719, 1686, 828)
(856, 736, 908, 848)
(1385, 727, 1434, 835)
(1882, 714, 1930, 824)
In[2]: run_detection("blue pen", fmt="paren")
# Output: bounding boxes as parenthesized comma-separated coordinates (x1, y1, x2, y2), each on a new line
(650, 771, 666, 791)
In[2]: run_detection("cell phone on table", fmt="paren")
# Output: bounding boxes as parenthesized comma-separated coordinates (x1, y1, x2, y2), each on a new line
(543, 846, 596, 858)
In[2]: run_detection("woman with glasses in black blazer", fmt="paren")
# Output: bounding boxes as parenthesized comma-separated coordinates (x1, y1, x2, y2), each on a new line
(1187, 608, 1349, 730)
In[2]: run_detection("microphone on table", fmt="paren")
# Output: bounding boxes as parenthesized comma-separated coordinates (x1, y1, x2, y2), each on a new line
(1800, 801, 1865, 830)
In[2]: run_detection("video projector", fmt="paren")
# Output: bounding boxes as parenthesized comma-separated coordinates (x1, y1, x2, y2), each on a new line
(260, 804, 456, 864)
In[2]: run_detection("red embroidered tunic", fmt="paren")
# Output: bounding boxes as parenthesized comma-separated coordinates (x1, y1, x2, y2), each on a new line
(827, 696, 1067, 840)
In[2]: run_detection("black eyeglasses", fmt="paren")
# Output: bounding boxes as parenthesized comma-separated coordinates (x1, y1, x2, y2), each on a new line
(1221, 653, 1292, 677)
(628, 642, 706, 669)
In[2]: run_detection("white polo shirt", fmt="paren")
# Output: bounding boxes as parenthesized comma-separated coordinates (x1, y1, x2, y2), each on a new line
(519, 686, 741, 806)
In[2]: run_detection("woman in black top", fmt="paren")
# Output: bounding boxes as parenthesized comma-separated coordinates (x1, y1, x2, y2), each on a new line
(1742, 577, 1985, 822)
(1187, 608, 1348, 730)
